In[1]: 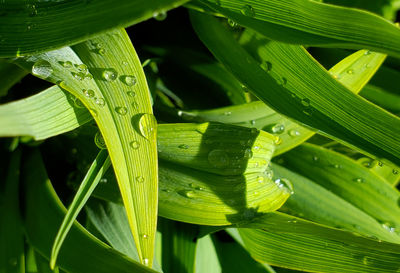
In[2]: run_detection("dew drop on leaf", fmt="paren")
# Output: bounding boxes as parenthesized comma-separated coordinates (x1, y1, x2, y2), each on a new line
(153, 11, 167, 21)
(178, 144, 189, 149)
(241, 4, 255, 17)
(121, 75, 137, 86)
(267, 124, 285, 134)
(289, 129, 300, 137)
(274, 178, 294, 194)
(61, 61, 73, 68)
(243, 148, 253, 159)
(83, 89, 95, 98)
(76, 63, 88, 74)
(102, 68, 118, 81)
(138, 113, 157, 140)
(130, 141, 140, 149)
(353, 177, 364, 183)
(178, 190, 196, 199)
(136, 176, 144, 183)
(94, 131, 106, 149)
(127, 91, 136, 97)
(261, 61, 272, 72)
(208, 149, 230, 168)
(32, 59, 53, 79)
(95, 98, 105, 107)
(115, 106, 128, 116)
(228, 19, 238, 28)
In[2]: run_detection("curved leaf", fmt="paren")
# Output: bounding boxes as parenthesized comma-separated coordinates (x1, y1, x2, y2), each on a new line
(0, 0, 188, 57)
(15, 28, 158, 267)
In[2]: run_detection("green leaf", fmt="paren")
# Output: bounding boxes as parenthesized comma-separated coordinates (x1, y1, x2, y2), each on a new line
(190, 11, 400, 166)
(0, 0, 188, 57)
(158, 218, 198, 273)
(195, 235, 221, 273)
(15, 28, 158, 267)
(50, 150, 111, 269)
(190, 0, 400, 57)
(0, 150, 24, 273)
(22, 149, 157, 273)
(281, 143, 400, 235)
(272, 163, 400, 243)
(237, 213, 400, 273)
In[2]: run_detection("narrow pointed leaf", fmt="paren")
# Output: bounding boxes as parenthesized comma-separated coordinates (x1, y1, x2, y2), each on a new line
(50, 150, 111, 268)
(191, 0, 400, 57)
(22, 150, 158, 273)
(0, 151, 24, 273)
(0, 0, 188, 57)
(15, 28, 158, 267)
(282, 143, 400, 233)
(190, 11, 400, 165)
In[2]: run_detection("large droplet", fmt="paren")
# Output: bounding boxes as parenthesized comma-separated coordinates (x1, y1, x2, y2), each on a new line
(95, 98, 105, 107)
(83, 89, 95, 98)
(121, 75, 137, 86)
(32, 59, 53, 79)
(241, 4, 255, 17)
(102, 68, 118, 81)
(275, 178, 294, 195)
(143, 258, 149, 266)
(153, 11, 167, 21)
(267, 123, 285, 134)
(208, 149, 230, 168)
(115, 106, 128, 116)
(130, 141, 140, 149)
(381, 222, 396, 233)
(138, 113, 157, 140)
(94, 131, 106, 149)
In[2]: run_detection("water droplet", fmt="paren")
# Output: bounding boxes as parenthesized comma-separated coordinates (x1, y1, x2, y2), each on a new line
(32, 59, 53, 79)
(138, 114, 157, 140)
(331, 164, 341, 169)
(95, 98, 105, 107)
(100, 178, 107, 183)
(121, 75, 137, 86)
(27, 4, 37, 17)
(127, 91, 136, 97)
(208, 149, 230, 168)
(115, 106, 128, 116)
(353, 177, 364, 183)
(179, 144, 189, 149)
(178, 190, 196, 198)
(243, 148, 253, 159)
(61, 61, 73, 68)
(281, 77, 288, 86)
(130, 141, 140, 149)
(97, 48, 106, 55)
(381, 222, 396, 233)
(301, 98, 311, 107)
(393, 169, 399, 175)
(275, 178, 294, 194)
(143, 258, 149, 266)
(257, 176, 264, 183)
(227, 18, 238, 28)
(347, 69, 354, 74)
(264, 167, 274, 179)
(289, 129, 300, 137)
(274, 136, 282, 145)
(261, 61, 272, 72)
(94, 131, 106, 149)
(142, 234, 148, 239)
(76, 63, 88, 74)
(153, 11, 167, 21)
(122, 61, 128, 66)
(85, 73, 93, 80)
(253, 145, 261, 151)
(136, 176, 144, 183)
(224, 111, 232, 116)
(364, 50, 371, 55)
(72, 72, 85, 81)
(362, 256, 370, 265)
(378, 161, 383, 167)
(83, 89, 95, 98)
(250, 120, 256, 125)
(268, 124, 285, 134)
(102, 68, 118, 81)
(241, 4, 255, 17)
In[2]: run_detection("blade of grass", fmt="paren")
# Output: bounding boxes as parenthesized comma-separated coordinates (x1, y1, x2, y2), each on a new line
(22, 149, 158, 273)
(0, 0, 188, 57)
(0, 150, 24, 273)
(50, 149, 111, 268)
(281, 143, 400, 233)
(190, 11, 400, 166)
(15, 28, 158, 267)
(189, 0, 400, 57)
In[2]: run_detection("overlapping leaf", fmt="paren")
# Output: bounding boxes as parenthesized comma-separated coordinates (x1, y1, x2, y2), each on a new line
(14, 28, 158, 267)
